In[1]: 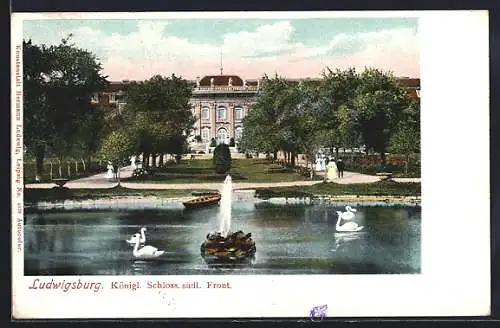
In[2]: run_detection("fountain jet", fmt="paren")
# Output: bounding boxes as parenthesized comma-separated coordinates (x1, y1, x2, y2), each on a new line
(200, 174, 256, 265)
(218, 175, 232, 238)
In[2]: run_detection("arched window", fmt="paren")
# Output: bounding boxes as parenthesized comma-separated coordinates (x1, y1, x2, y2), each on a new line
(201, 107, 209, 120)
(234, 107, 243, 120)
(201, 127, 210, 142)
(235, 126, 243, 141)
(217, 106, 227, 121)
(217, 128, 228, 145)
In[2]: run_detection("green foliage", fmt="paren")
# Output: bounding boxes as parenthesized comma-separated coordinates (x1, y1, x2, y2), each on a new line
(210, 138, 217, 147)
(99, 129, 134, 166)
(229, 137, 235, 147)
(388, 101, 421, 173)
(115, 74, 194, 159)
(23, 36, 108, 177)
(241, 67, 418, 168)
(353, 68, 412, 163)
(212, 144, 232, 174)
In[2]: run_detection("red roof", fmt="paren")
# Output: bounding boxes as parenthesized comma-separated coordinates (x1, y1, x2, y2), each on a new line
(395, 77, 420, 88)
(199, 75, 244, 87)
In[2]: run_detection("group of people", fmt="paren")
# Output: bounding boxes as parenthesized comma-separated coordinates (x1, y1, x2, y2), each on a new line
(325, 157, 346, 182)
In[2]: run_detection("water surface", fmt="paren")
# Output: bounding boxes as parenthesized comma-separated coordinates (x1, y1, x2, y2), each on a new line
(24, 201, 421, 275)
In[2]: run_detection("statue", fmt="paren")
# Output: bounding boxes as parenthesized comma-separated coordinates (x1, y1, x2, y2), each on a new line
(105, 161, 114, 180)
(228, 77, 233, 87)
(315, 154, 323, 172)
(130, 155, 137, 170)
(210, 77, 215, 88)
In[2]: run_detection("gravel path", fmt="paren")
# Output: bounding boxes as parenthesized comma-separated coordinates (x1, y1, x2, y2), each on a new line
(24, 165, 420, 190)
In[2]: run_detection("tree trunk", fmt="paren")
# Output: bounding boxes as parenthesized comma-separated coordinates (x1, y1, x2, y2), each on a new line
(117, 165, 121, 186)
(335, 147, 339, 159)
(273, 150, 278, 160)
(380, 152, 387, 166)
(291, 152, 296, 166)
(405, 153, 409, 175)
(81, 158, 86, 171)
(159, 154, 164, 166)
(151, 154, 157, 167)
(58, 159, 62, 178)
(67, 162, 71, 177)
(35, 145, 45, 182)
(143, 152, 150, 168)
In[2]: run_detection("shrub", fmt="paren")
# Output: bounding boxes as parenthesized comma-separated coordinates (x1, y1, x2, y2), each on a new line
(212, 144, 232, 174)
(229, 137, 235, 147)
(210, 138, 217, 147)
(195, 135, 202, 142)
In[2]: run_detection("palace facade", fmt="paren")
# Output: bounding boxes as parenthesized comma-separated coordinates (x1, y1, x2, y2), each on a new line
(91, 74, 420, 150)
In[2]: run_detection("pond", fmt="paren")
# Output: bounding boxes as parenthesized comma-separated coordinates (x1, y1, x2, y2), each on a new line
(24, 200, 421, 275)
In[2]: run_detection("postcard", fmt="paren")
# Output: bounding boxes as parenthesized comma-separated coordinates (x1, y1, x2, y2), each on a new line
(11, 10, 490, 319)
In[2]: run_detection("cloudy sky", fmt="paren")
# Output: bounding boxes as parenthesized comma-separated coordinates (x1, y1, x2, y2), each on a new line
(23, 17, 419, 81)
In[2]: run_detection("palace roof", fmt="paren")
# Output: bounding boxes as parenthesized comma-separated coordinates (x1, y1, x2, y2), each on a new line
(198, 75, 244, 87)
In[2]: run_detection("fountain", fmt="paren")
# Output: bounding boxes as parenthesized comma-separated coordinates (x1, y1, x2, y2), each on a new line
(200, 175, 257, 265)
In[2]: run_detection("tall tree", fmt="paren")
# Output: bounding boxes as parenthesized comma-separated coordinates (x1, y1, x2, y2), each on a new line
(317, 67, 361, 156)
(23, 37, 108, 181)
(388, 100, 420, 174)
(120, 74, 195, 166)
(353, 68, 411, 165)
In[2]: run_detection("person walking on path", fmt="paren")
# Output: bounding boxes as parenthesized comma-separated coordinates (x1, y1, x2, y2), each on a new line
(325, 157, 338, 182)
(336, 158, 345, 179)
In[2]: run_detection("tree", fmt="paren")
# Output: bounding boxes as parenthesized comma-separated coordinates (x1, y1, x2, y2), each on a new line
(388, 101, 420, 174)
(120, 74, 195, 166)
(213, 144, 232, 174)
(99, 130, 134, 184)
(353, 68, 411, 165)
(23, 37, 108, 181)
(240, 75, 293, 161)
(317, 67, 361, 156)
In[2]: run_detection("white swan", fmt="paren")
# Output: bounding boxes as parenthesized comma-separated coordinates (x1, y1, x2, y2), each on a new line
(126, 227, 146, 245)
(341, 206, 358, 221)
(132, 233, 165, 259)
(336, 211, 364, 232)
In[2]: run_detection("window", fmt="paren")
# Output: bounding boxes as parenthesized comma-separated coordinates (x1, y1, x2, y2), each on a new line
(217, 128, 228, 145)
(217, 106, 227, 120)
(235, 127, 243, 141)
(109, 93, 116, 103)
(201, 127, 210, 142)
(201, 107, 209, 120)
(235, 107, 243, 120)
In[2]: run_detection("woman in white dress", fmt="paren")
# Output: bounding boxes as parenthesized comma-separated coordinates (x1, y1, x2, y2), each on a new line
(326, 157, 338, 182)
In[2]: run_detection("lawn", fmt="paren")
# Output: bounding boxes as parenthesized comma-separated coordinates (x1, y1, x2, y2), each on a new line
(24, 186, 216, 203)
(24, 181, 421, 203)
(253, 181, 421, 199)
(123, 158, 323, 183)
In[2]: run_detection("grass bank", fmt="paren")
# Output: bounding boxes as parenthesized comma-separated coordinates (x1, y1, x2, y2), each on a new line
(24, 186, 216, 203)
(253, 181, 421, 199)
(123, 158, 322, 183)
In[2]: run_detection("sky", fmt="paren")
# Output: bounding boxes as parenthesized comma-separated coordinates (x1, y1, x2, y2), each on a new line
(23, 18, 419, 81)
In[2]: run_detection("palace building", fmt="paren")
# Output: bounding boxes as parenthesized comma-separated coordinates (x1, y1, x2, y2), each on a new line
(91, 74, 420, 151)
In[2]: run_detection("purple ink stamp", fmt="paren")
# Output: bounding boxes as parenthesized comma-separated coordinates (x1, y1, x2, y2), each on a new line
(309, 304, 328, 321)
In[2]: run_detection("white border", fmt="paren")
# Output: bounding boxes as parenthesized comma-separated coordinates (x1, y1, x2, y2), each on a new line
(11, 11, 490, 318)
